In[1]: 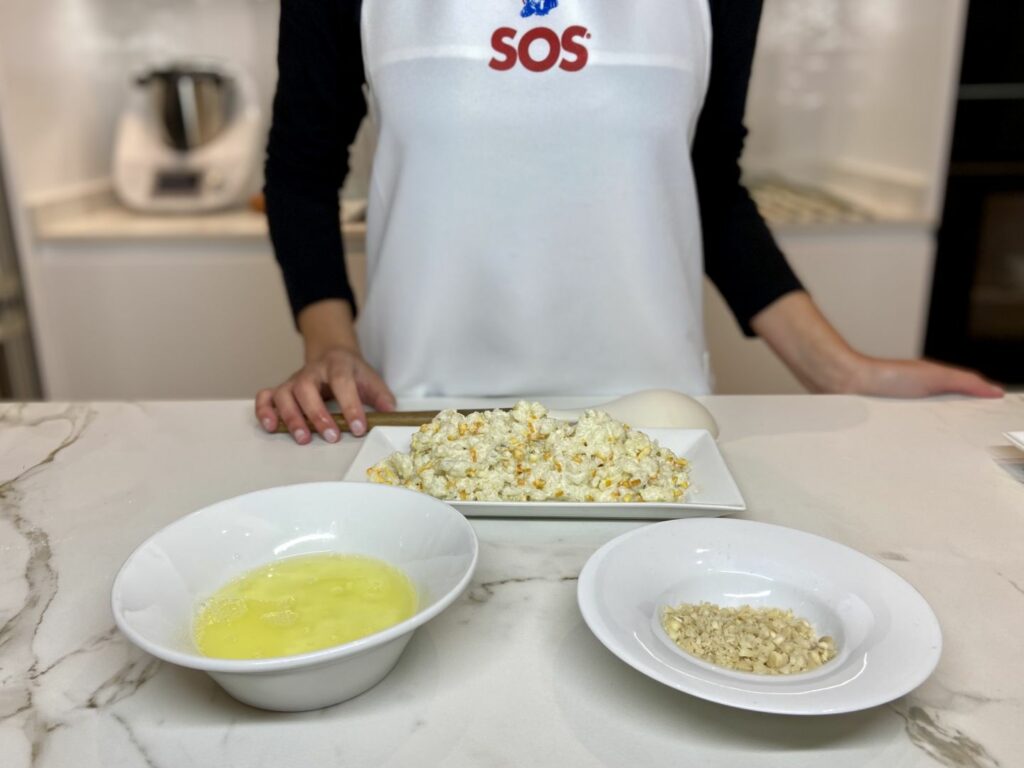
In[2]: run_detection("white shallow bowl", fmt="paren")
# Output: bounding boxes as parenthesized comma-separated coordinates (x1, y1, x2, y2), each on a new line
(112, 482, 478, 712)
(578, 518, 942, 715)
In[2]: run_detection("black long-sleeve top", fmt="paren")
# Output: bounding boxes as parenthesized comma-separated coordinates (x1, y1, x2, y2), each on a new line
(265, 0, 802, 336)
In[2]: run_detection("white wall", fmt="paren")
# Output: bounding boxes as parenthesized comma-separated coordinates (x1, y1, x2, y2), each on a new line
(0, 0, 378, 207)
(0, 0, 280, 202)
(744, 0, 967, 221)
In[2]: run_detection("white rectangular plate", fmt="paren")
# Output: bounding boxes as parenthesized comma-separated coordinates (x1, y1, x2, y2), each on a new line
(343, 427, 745, 520)
(1005, 432, 1024, 452)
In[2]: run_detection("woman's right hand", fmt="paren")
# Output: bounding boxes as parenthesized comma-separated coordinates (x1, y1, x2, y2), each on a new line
(255, 300, 396, 444)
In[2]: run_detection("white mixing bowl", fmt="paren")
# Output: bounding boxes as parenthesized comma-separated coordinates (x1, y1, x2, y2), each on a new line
(111, 482, 478, 712)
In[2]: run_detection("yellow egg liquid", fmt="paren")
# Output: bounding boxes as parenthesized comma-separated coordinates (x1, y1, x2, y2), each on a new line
(194, 553, 418, 659)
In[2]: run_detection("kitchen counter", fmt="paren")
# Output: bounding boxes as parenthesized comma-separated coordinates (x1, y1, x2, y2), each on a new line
(2, 395, 1022, 767)
(30, 194, 366, 243)
(29, 184, 923, 243)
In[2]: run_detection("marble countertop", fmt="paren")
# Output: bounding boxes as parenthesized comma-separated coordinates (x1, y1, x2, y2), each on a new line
(2, 395, 1022, 767)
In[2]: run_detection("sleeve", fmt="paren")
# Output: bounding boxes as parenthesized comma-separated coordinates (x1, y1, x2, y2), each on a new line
(693, 0, 804, 337)
(264, 0, 366, 320)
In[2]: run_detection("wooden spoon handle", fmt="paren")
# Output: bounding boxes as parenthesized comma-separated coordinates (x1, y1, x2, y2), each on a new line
(273, 409, 482, 434)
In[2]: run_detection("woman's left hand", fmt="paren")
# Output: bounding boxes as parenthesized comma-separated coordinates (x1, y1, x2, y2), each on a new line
(846, 357, 1003, 398)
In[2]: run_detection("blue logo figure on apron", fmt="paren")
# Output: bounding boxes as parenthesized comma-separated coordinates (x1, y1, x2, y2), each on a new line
(521, 0, 558, 18)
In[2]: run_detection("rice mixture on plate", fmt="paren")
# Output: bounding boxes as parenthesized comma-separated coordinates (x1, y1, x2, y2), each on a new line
(661, 602, 838, 675)
(366, 402, 690, 502)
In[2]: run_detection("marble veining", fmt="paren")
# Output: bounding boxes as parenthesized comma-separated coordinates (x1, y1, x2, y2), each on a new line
(1, 405, 100, 764)
(468, 575, 579, 604)
(879, 551, 910, 561)
(0, 397, 1021, 767)
(111, 712, 160, 768)
(890, 704, 1000, 768)
(996, 572, 1024, 598)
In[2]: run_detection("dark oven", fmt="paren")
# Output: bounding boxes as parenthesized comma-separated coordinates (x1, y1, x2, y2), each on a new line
(925, 3, 1024, 385)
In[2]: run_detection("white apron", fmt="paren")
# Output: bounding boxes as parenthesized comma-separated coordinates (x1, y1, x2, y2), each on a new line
(358, 0, 712, 397)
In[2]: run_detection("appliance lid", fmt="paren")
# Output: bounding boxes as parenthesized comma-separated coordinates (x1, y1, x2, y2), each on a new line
(135, 65, 236, 152)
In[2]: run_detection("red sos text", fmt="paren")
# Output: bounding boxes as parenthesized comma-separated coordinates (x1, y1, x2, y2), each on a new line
(489, 26, 590, 73)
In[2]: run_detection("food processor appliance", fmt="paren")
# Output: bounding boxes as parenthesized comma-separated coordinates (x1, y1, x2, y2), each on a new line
(113, 61, 262, 213)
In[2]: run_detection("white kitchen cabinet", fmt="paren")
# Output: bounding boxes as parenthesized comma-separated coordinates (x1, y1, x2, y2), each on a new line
(28, 201, 366, 400)
(34, 240, 299, 400)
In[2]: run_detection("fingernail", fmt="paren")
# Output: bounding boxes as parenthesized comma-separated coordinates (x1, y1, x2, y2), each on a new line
(262, 418, 274, 431)
(295, 429, 309, 442)
(350, 419, 365, 436)
(324, 428, 340, 443)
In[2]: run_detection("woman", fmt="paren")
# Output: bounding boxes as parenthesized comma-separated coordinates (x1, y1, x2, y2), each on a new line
(258, 0, 1001, 445)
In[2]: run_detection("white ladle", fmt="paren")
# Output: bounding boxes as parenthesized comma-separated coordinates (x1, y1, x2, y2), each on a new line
(547, 389, 719, 437)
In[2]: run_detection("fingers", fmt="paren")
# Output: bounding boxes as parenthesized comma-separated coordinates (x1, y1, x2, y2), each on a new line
(293, 374, 341, 443)
(356, 364, 397, 413)
(329, 374, 369, 437)
(255, 389, 278, 432)
(934, 366, 1004, 399)
(272, 387, 312, 444)
(259, 348, 389, 444)
(867, 359, 1006, 399)
(965, 376, 1005, 398)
